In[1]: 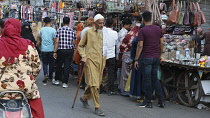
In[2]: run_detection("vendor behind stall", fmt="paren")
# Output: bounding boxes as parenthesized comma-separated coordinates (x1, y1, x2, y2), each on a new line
(201, 28, 210, 56)
(192, 28, 203, 53)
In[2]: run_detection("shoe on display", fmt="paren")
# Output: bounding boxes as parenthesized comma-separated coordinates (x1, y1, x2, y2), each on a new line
(53, 80, 59, 85)
(62, 83, 68, 88)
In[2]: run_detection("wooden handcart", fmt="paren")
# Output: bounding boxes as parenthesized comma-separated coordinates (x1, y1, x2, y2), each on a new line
(160, 61, 210, 107)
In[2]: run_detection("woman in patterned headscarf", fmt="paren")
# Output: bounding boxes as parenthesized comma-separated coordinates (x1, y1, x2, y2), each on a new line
(0, 18, 44, 118)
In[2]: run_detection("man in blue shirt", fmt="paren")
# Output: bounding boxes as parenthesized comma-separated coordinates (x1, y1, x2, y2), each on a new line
(40, 17, 56, 85)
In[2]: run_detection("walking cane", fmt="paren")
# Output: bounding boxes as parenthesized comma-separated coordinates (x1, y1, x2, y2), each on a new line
(72, 63, 85, 109)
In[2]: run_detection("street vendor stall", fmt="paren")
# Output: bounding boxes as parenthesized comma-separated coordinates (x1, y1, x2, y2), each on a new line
(161, 60, 210, 106)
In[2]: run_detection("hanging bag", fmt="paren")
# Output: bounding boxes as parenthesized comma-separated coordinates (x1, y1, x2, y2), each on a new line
(189, 2, 195, 25)
(152, 0, 161, 26)
(178, 1, 185, 25)
(184, 1, 190, 25)
(167, 0, 179, 24)
(196, 2, 206, 25)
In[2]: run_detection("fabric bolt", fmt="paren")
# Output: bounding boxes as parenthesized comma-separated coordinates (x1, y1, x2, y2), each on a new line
(54, 26, 76, 50)
(138, 25, 163, 58)
(116, 28, 128, 60)
(120, 26, 139, 54)
(103, 27, 118, 59)
(40, 27, 56, 52)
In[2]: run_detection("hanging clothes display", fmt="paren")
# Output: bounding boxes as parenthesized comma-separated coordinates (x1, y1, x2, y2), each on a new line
(66, 12, 74, 29)
(0, 5, 3, 19)
(30, 0, 44, 6)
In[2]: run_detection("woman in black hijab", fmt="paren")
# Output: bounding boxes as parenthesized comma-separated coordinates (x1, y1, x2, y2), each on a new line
(21, 22, 36, 45)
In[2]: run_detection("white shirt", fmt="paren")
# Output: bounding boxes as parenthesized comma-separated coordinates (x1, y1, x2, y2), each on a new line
(116, 28, 128, 60)
(103, 27, 118, 59)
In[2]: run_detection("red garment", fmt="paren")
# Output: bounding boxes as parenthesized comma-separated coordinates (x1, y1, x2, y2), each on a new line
(73, 23, 83, 65)
(28, 98, 45, 118)
(73, 23, 83, 83)
(0, 18, 33, 62)
(120, 26, 139, 53)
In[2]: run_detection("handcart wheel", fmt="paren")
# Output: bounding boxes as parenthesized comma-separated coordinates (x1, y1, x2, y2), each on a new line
(161, 67, 176, 99)
(176, 70, 202, 107)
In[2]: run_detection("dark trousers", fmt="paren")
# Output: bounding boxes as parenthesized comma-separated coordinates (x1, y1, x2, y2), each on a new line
(142, 58, 164, 103)
(55, 49, 74, 84)
(106, 57, 117, 91)
(41, 52, 54, 80)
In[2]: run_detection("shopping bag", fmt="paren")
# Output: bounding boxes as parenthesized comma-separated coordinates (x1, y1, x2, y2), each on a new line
(125, 70, 132, 92)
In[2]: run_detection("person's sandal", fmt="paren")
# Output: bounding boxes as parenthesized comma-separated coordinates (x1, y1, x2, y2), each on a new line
(80, 97, 90, 109)
(95, 109, 105, 116)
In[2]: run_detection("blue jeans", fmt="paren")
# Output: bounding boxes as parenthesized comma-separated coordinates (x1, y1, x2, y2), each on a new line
(142, 58, 164, 103)
(41, 52, 54, 80)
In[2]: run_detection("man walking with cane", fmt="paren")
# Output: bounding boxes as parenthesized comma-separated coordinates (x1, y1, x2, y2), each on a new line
(78, 14, 106, 116)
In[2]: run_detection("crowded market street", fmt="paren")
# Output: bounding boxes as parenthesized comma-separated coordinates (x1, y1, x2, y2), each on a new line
(37, 70, 210, 118)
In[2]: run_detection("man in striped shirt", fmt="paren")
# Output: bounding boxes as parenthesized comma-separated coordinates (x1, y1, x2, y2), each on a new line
(53, 17, 76, 88)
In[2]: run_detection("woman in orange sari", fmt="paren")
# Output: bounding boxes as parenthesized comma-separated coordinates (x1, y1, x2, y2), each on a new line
(73, 23, 84, 86)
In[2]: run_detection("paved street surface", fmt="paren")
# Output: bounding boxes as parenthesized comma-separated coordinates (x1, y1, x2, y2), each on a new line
(36, 72, 210, 118)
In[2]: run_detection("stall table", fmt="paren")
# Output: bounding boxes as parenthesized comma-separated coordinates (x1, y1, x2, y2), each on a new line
(160, 61, 210, 107)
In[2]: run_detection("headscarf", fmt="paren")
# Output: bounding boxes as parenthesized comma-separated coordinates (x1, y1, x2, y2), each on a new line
(21, 23, 36, 45)
(0, 18, 33, 62)
(86, 17, 94, 27)
(120, 26, 140, 53)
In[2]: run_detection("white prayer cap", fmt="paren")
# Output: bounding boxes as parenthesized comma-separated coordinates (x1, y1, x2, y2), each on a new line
(94, 14, 104, 22)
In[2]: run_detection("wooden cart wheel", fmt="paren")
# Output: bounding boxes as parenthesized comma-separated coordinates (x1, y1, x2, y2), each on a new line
(176, 70, 202, 107)
(161, 67, 175, 99)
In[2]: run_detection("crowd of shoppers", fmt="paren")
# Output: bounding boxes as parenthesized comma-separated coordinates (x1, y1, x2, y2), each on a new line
(2, 10, 210, 117)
